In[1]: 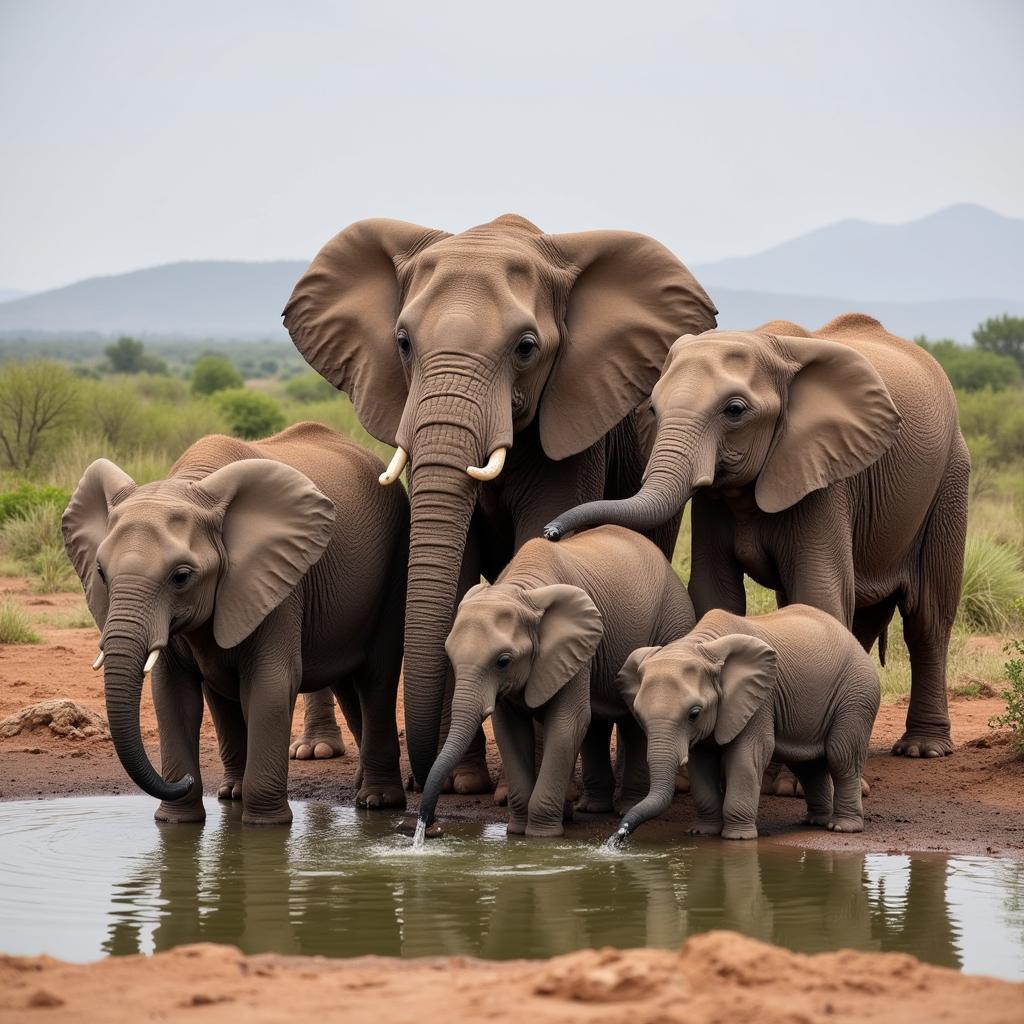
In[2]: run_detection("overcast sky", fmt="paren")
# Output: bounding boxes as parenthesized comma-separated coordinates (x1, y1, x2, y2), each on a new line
(1, 0, 1021, 292)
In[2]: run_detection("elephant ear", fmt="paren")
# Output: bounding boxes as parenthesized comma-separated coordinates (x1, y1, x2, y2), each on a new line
(755, 335, 901, 514)
(522, 584, 604, 708)
(192, 460, 336, 649)
(615, 646, 661, 714)
(282, 218, 450, 445)
(459, 581, 491, 607)
(62, 459, 137, 627)
(540, 230, 717, 461)
(700, 634, 777, 745)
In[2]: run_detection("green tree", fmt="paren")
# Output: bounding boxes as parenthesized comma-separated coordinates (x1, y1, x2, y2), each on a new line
(974, 315, 1024, 369)
(0, 361, 80, 470)
(213, 389, 286, 439)
(916, 337, 1021, 391)
(284, 370, 336, 403)
(104, 335, 167, 375)
(191, 354, 244, 395)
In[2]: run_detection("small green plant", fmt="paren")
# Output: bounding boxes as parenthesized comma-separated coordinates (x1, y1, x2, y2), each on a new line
(989, 637, 1024, 754)
(31, 544, 78, 594)
(0, 483, 69, 524)
(0, 502, 64, 564)
(0, 597, 41, 644)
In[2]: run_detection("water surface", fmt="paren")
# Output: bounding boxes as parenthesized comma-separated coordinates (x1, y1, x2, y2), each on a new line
(1, 796, 1022, 979)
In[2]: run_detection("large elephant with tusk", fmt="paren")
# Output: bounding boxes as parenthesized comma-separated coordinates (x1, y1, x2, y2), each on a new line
(62, 422, 409, 825)
(284, 214, 717, 792)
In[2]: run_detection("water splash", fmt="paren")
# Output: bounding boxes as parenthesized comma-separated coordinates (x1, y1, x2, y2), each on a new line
(412, 819, 426, 849)
(605, 826, 630, 851)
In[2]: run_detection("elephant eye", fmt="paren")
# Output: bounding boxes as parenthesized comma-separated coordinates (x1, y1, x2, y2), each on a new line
(514, 333, 538, 361)
(723, 399, 747, 420)
(95, 563, 107, 585)
(396, 329, 412, 359)
(495, 652, 513, 670)
(170, 566, 194, 588)
(688, 706, 702, 722)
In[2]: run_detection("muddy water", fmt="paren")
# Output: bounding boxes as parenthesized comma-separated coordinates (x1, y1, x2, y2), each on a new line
(1, 796, 1022, 979)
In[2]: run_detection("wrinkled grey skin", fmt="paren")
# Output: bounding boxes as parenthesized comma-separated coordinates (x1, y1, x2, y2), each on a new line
(62, 423, 408, 826)
(417, 526, 695, 837)
(615, 605, 880, 842)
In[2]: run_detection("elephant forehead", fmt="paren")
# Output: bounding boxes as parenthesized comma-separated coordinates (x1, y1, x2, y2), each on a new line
(106, 497, 213, 549)
(453, 599, 524, 639)
(661, 339, 768, 393)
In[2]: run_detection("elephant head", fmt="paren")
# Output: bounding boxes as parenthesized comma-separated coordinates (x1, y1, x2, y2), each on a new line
(284, 214, 715, 785)
(62, 457, 335, 802)
(613, 634, 777, 838)
(544, 323, 901, 539)
(416, 581, 603, 827)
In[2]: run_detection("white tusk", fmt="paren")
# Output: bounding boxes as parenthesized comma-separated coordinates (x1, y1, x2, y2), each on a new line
(143, 649, 160, 674)
(467, 447, 507, 482)
(378, 446, 409, 486)
(92, 650, 105, 671)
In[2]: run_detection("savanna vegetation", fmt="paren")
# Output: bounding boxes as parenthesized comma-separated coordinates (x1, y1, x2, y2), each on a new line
(0, 324, 1022, 723)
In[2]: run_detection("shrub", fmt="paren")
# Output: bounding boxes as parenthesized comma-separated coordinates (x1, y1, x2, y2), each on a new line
(214, 389, 286, 440)
(917, 338, 1021, 391)
(104, 336, 168, 375)
(958, 535, 1024, 632)
(75, 380, 146, 449)
(138, 400, 229, 458)
(0, 360, 80, 470)
(283, 370, 337, 403)
(989, 637, 1024, 754)
(974, 315, 1024, 369)
(956, 388, 1024, 463)
(0, 502, 64, 564)
(0, 597, 40, 644)
(31, 543, 78, 594)
(190, 355, 243, 395)
(0, 483, 70, 524)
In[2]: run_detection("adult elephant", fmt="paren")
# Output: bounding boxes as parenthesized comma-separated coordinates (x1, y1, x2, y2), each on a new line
(284, 214, 716, 790)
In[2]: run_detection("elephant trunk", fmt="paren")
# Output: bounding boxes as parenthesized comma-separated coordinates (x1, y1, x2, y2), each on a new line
(101, 584, 193, 802)
(417, 683, 486, 826)
(614, 725, 681, 840)
(544, 421, 708, 540)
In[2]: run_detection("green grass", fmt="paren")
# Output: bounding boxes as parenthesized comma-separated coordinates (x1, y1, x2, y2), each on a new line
(0, 501, 64, 564)
(958, 535, 1024, 632)
(0, 597, 41, 644)
(30, 544, 78, 594)
(35, 601, 94, 629)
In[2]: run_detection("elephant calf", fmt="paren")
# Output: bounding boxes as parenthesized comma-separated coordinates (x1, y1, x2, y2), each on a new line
(615, 605, 880, 841)
(62, 422, 408, 825)
(415, 525, 695, 837)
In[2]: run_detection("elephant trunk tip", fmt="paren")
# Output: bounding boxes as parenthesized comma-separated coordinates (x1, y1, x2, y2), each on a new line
(542, 521, 566, 542)
(605, 824, 632, 850)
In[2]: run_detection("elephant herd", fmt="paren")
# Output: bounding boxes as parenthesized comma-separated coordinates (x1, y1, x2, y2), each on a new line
(61, 213, 969, 842)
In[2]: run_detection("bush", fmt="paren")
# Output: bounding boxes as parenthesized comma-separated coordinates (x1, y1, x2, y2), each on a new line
(989, 637, 1024, 754)
(974, 315, 1024, 369)
(214, 389, 286, 440)
(917, 338, 1021, 391)
(958, 535, 1024, 632)
(190, 355, 244, 395)
(31, 543, 77, 594)
(0, 360, 80, 470)
(283, 370, 337, 403)
(0, 502, 64, 564)
(0, 597, 40, 644)
(956, 388, 1024, 463)
(76, 380, 146, 449)
(104, 336, 168, 375)
(0, 483, 70, 524)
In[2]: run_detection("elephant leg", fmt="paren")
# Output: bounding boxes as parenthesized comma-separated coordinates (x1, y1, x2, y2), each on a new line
(687, 744, 724, 836)
(575, 718, 615, 814)
(688, 492, 746, 618)
(790, 758, 833, 827)
(894, 461, 966, 758)
(492, 703, 536, 835)
(721, 736, 772, 840)
(204, 683, 246, 800)
(289, 688, 344, 761)
(614, 713, 650, 813)
(152, 650, 205, 824)
(332, 678, 364, 790)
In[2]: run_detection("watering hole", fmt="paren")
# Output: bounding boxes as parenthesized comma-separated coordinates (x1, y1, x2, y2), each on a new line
(1, 796, 1022, 980)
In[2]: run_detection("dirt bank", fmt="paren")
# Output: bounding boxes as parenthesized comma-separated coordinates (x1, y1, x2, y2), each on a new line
(2, 932, 1020, 1023)
(1, 576, 1022, 855)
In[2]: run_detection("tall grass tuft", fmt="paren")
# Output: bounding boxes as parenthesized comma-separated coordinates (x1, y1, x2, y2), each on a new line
(31, 544, 78, 594)
(0, 502, 64, 564)
(958, 535, 1024, 632)
(0, 597, 41, 644)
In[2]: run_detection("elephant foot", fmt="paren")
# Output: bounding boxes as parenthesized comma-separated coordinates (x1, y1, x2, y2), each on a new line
(574, 793, 615, 814)
(356, 780, 407, 810)
(525, 822, 565, 838)
(827, 815, 864, 833)
(688, 819, 723, 837)
(155, 801, 205, 824)
(802, 812, 832, 828)
(241, 804, 293, 826)
(289, 729, 345, 761)
(506, 817, 527, 835)
(396, 816, 443, 839)
(765, 766, 804, 798)
(675, 766, 690, 794)
(721, 824, 758, 840)
(891, 731, 954, 758)
(493, 781, 509, 806)
(217, 777, 243, 800)
(451, 761, 493, 795)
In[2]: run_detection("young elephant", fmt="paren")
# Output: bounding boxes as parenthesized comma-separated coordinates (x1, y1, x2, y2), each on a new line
(415, 525, 695, 837)
(62, 422, 408, 825)
(614, 605, 880, 841)
(546, 314, 968, 761)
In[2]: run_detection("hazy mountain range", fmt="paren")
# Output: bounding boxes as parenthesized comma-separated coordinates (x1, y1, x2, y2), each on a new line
(0, 204, 1019, 344)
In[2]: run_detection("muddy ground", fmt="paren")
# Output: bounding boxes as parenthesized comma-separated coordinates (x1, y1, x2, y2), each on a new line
(1, 575, 1021, 855)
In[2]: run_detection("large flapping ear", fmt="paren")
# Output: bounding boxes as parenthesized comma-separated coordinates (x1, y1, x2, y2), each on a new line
(539, 230, 717, 461)
(192, 460, 336, 649)
(282, 219, 450, 445)
(755, 334, 901, 514)
(61, 459, 137, 627)
(615, 646, 661, 714)
(522, 584, 603, 708)
(700, 634, 777, 745)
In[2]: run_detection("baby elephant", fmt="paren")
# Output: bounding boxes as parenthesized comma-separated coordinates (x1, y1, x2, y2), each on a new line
(416, 525, 695, 837)
(62, 422, 408, 826)
(614, 605, 880, 841)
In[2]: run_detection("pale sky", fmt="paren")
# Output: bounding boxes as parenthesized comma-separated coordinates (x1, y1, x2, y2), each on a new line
(1, 0, 1021, 292)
